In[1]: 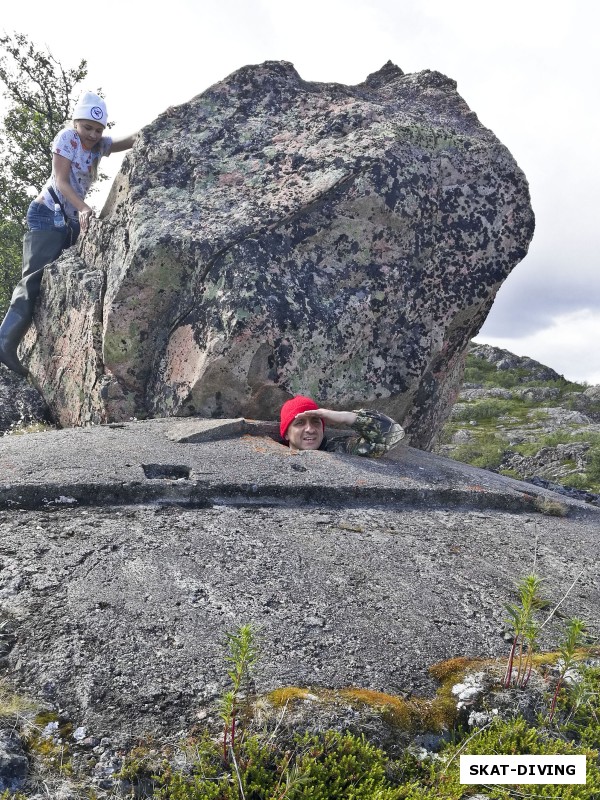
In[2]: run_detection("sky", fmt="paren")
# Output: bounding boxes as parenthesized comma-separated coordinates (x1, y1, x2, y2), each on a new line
(1, 0, 599, 383)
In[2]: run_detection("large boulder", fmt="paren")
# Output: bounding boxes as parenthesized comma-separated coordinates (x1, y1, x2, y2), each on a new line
(23, 60, 534, 448)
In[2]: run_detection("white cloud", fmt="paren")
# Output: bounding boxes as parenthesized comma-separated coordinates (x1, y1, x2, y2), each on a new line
(475, 308, 600, 386)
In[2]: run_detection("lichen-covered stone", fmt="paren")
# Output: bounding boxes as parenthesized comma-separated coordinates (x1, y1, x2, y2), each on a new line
(24, 60, 534, 447)
(0, 731, 28, 791)
(0, 365, 50, 434)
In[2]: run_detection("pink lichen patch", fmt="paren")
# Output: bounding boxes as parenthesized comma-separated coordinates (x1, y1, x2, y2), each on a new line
(163, 325, 208, 388)
(218, 172, 245, 186)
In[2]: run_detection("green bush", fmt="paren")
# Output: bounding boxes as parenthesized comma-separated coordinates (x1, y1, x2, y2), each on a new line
(450, 716, 600, 799)
(452, 398, 517, 422)
(463, 355, 529, 389)
(463, 353, 586, 396)
(153, 731, 405, 800)
(586, 445, 600, 483)
(152, 735, 230, 799)
(514, 431, 600, 457)
(150, 677, 600, 799)
(535, 431, 579, 448)
(291, 731, 400, 799)
(562, 473, 592, 490)
(452, 433, 507, 470)
(563, 667, 600, 750)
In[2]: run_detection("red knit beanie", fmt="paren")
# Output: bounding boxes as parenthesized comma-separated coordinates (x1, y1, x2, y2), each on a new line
(279, 395, 324, 439)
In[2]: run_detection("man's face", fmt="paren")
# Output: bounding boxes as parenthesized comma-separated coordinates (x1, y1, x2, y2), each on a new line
(285, 414, 324, 451)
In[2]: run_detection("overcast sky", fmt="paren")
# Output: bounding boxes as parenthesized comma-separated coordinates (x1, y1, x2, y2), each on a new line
(2, 0, 599, 383)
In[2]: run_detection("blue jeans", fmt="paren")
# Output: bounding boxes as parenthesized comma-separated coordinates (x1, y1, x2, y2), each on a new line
(27, 201, 80, 241)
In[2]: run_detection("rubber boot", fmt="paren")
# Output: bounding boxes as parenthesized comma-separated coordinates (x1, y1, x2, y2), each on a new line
(0, 228, 71, 376)
(0, 307, 32, 376)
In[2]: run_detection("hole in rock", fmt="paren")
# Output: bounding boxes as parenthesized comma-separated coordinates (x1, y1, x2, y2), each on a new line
(141, 464, 191, 480)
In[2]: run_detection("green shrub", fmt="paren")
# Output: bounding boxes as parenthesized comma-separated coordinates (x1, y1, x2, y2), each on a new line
(563, 666, 600, 750)
(463, 355, 528, 389)
(514, 431, 600, 460)
(452, 399, 517, 422)
(153, 735, 231, 799)
(463, 353, 586, 396)
(452, 433, 507, 470)
(463, 355, 500, 385)
(153, 731, 405, 799)
(447, 716, 600, 799)
(562, 474, 592, 490)
(586, 445, 600, 483)
(291, 731, 398, 799)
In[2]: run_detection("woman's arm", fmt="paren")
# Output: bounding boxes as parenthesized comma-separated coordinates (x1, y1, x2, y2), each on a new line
(110, 132, 138, 153)
(53, 153, 95, 232)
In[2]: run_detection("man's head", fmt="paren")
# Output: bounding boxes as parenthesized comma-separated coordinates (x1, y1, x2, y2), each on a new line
(280, 395, 325, 451)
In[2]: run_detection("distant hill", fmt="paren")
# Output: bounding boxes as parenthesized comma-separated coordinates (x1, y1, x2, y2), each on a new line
(434, 342, 600, 504)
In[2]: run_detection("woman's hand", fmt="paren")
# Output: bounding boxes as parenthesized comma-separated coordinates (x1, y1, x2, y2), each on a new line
(78, 204, 94, 233)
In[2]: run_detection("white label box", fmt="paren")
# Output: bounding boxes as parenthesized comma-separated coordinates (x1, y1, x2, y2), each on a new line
(460, 755, 586, 784)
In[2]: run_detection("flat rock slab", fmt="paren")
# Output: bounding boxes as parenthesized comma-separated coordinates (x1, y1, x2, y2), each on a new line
(0, 419, 597, 745)
(0, 416, 590, 512)
(0, 503, 597, 744)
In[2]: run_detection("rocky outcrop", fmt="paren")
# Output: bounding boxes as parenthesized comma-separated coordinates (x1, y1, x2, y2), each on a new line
(466, 343, 562, 384)
(23, 60, 534, 448)
(436, 343, 600, 504)
(0, 731, 28, 792)
(566, 385, 600, 423)
(0, 365, 50, 434)
(0, 418, 598, 743)
(501, 441, 592, 481)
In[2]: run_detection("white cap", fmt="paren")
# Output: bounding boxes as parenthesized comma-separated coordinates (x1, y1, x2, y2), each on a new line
(72, 91, 108, 126)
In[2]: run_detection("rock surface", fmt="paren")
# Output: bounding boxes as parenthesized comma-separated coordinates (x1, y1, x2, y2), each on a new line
(466, 343, 563, 384)
(22, 61, 534, 448)
(0, 417, 598, 750)
(0, 731, 28, 792)
(0, 365, 50, 435)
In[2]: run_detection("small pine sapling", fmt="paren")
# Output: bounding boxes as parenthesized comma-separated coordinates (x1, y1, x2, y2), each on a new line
(503, 574, 546, 688)
(520, 616, 540, 688)
(219, 623, 258, 763)
(548, 617, 587, 722)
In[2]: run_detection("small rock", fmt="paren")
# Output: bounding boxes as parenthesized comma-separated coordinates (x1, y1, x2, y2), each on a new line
(0, 731, 28, 791)
(73, 726, 87, 741)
